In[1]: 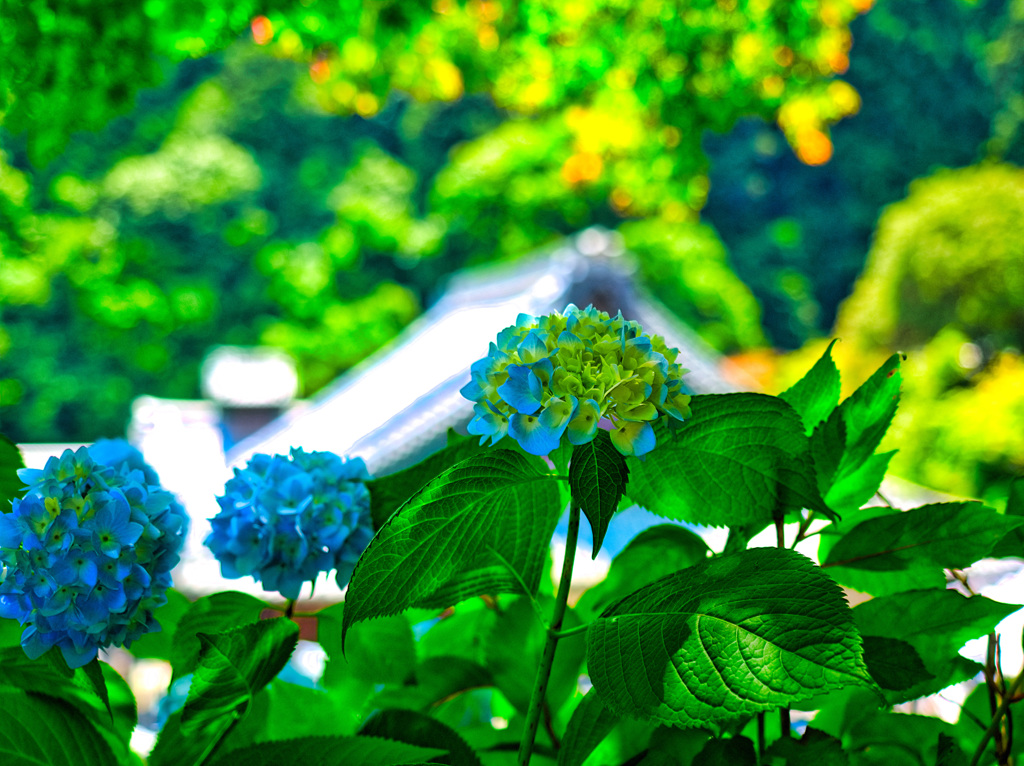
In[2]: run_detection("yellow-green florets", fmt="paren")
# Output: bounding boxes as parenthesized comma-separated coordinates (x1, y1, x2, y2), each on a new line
(461, 304, 691, 456)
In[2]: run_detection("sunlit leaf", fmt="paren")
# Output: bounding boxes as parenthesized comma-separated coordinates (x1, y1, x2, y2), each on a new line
(342, 450, 561, 646)
(359, 708, 483, 766)
(170, 591, 267, 680)
(569, 429, 629, 557)
(780, 339, 841, 435)
(557, 691, 619, 766)
(627, 394, 832, 527)
(587, 547, 874, 727)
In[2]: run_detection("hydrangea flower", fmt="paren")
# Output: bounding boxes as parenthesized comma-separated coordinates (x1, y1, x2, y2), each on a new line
(0, 441, 189, 668)
(205, 449, 373, 600)
(462, 304, 691, 457)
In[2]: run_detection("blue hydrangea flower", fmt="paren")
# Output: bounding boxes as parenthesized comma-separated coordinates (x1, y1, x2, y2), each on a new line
(204, 449, 373, 600)
(462, 305, 691, 457)
(0, 441, 189, 668)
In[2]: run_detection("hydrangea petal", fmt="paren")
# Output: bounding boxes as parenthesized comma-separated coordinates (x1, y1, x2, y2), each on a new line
(497, 365, 543, 414)
(610, 420, 657, 457)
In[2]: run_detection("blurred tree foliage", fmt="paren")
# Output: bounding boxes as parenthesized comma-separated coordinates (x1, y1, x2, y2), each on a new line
(701, 0, 1024, 348)
(0, 0, 872, 442)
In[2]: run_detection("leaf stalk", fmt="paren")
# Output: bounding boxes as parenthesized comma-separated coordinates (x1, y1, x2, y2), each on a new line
(518, 498, 581, 766)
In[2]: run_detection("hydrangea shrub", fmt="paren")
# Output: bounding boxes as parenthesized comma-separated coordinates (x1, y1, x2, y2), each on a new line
(205, 448, 373, 600)
(0, 441, 188, 668)
(461, 304, 692, 457)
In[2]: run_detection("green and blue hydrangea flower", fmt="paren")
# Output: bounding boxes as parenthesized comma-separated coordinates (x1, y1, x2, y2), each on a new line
(0, 440, 189, 668)
(204, 449, 373, 600)
(462, 304, 691, 457)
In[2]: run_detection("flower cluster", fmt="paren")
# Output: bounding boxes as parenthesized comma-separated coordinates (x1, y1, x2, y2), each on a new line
(205, 449, 374, 600)
(462, 304, 691, 457)
(0, 441, 189, 668)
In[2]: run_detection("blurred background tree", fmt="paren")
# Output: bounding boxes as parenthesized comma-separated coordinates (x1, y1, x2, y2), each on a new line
(1, 0, 1022, 501)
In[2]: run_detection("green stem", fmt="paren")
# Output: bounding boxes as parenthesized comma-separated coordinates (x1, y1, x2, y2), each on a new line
(775, 514, 791, 738)
(551, 622, 590, 639)
(757, 712, 766, 759)
(518, 499, 581, 766)
(284, 599, 296, 619)
(971, 671, 1024, 766)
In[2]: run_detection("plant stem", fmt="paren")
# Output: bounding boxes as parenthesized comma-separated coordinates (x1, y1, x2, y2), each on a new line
(985, 632, 1006, 761)
(757, 712, 766, 758)
(518, 499, 581, 766)
(971, 670, 1024, 766)
(285, 599, 296, 619)
(775, 513, 791, 738)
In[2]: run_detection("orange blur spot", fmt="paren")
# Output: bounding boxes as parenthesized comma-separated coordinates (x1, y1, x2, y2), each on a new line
(796, 129, 833, 165)
(251, 16, 273, 45)
(851, 0, 874, 12)
(310, 59, 331, 83)
(561, 153, 603, 184)
(828, 51, 850, 73)
(773, 46, 794, 68)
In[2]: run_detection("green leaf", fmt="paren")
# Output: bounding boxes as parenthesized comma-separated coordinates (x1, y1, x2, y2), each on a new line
(342, 450, 562, 646)
(568, 429, 629, 557)
(171, 591, 267, 680)
(317, 603, 417, 685)
(991, 478, 1024, 558)
(587, 547, 874, 727)
(128, 588, 190, 661)
(936, 733, 969, 766)
(208, 735, 445, 766)
(0, 688, 121, 766)
(367, 432, 485, 530)
(692, 736, 757, 766)
(626, 394, 832, 527)
(557, 691, 620, 766)
(853, 590, 1019, 668)
(100, 663, 137, 752)
(825, 450, 895, 515)
(575, 524, 710, 621)
(763, 728, 849, 765)
(485, 595, 586, 716)
(860, 636, 934, 691)
(180, 618, 299, 737)
(823, 502, 1024, 572)
(845, 712, 956, 766)
(779, 339, 841, 435)
(371, 655, 494, 711)
(417, 600, 497, 665)
(0, 433, 25, 511)
(150, 709, 223, 766)
(812, 354, 901, 508)
(220, 678, 369, 746)
(359, 708, 483, 766)
(853, 589, 1017, 703)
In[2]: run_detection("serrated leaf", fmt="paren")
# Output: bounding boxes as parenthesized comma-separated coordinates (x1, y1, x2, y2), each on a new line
(823, 502, 1024, 572)
(780, 339, 841, 435)
(418, 601, 497, 665)
(587, 547, 874, 727)
(360, 708, 483, 766)
(692, 736, 757, 765)
(626, 394, 832, 527)
(812, 354, 901, 507)
(317, 603, 416, 685)
(853, 590, 1019, 667)
(180, 618, 299, 736)
(0, 688, 121, 766)
(860, 636, 934, 691)
(0, 433, 25, 511)
(128, 588, 190, 662)
(343, 450, 562, 647)
(208, 735, 445, 766)
(575, 525, 710, 621)
(171, 591, 267, 680)
(834, 353, 902, 479)
(367, 434, 485, 530)
(569, 429, 629, 557)
(992, 478, 1024, 559)
(558, 691, 620, 766)
(853, 589, 1016, 703)
(763, 727, 849, 765)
